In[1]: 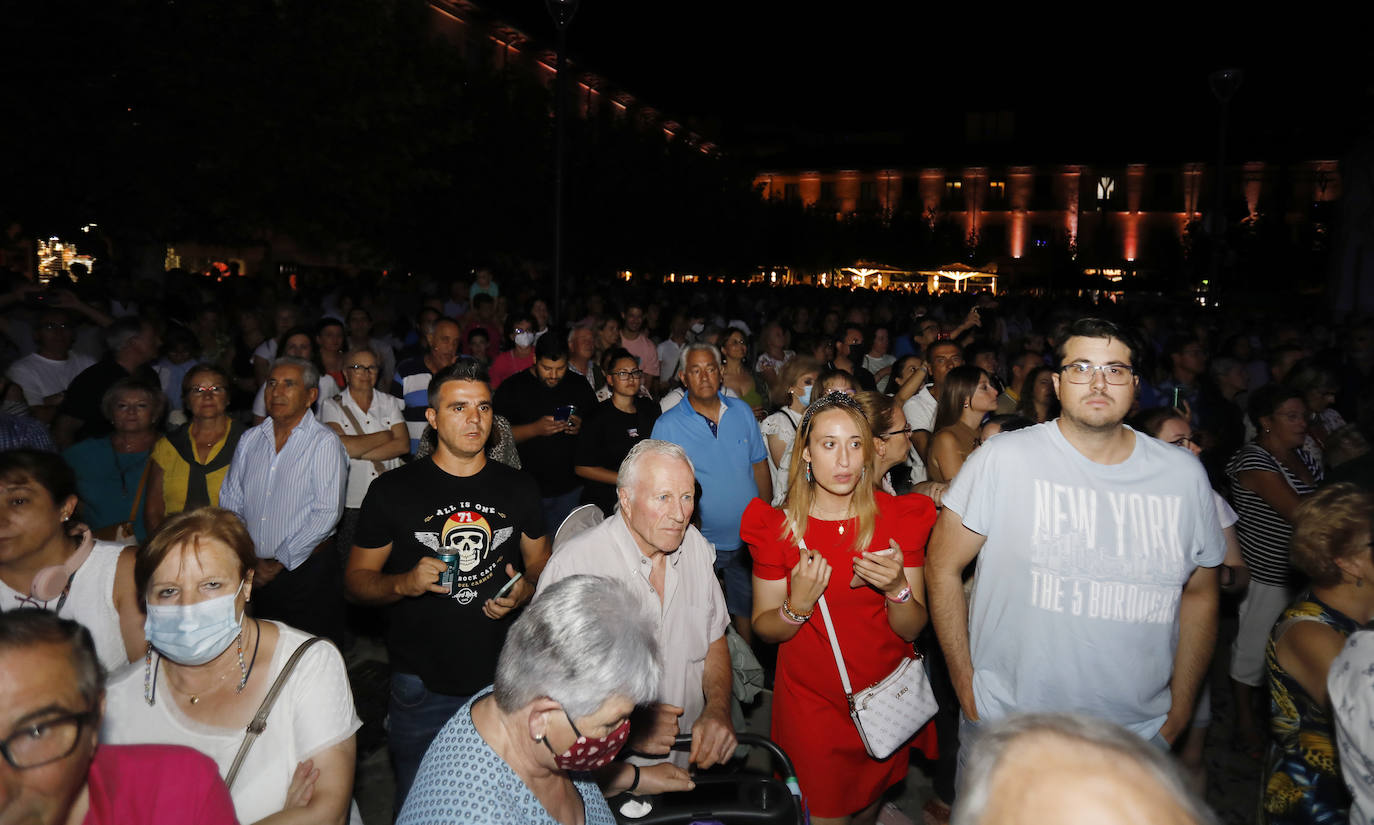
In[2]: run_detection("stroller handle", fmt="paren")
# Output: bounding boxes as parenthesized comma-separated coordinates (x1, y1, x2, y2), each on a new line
(671, 732, 800, 786)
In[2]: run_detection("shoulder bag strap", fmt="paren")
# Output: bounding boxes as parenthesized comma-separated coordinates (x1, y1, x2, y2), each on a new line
(816, 595, 854, 698)
(224, 636, 325, 789)
(798, 538, 855, 698)
(338, 400, 388, 476)
(127, 458, 153, 523)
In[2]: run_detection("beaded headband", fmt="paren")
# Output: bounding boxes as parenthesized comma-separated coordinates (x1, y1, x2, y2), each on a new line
(799, 389, 864, 432)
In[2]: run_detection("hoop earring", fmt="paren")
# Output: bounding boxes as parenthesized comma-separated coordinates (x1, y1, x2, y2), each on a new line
(806, 462, 813, 482)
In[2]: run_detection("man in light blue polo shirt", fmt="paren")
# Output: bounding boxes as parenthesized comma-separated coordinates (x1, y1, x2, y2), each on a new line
(652, 343, 771, 642)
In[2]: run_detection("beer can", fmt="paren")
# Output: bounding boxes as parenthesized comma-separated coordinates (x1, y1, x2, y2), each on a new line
(436, 553, 457, 594)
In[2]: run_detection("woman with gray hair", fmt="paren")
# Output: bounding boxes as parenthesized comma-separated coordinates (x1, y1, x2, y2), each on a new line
(398, 575, 667, 825)
(62, 377, 165, 542)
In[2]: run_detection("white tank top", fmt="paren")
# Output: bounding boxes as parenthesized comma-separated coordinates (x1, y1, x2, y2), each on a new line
(0, 540, 130, 672)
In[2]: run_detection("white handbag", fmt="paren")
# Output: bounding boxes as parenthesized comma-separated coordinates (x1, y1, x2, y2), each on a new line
(816, 593, 939, 760)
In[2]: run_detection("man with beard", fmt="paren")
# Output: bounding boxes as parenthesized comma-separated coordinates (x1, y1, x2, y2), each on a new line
(928, 318, 1224, 769)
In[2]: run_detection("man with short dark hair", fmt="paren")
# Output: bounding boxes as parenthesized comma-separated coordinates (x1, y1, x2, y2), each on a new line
(620, 302, 662, 390)
(996, 350, 1044, 414)
(5, 308, 95, 425)
(346, 360, 548, 810)
(494, 334, 598, 534)
(219, 356, 348, 643)
(904, 339, 964, 480)
(345, 306, 396, 389)
(829, 324, 877, 391)
(929, 318, 1224, 764)
(393, 316, 461, 454)
(0, 609, 237, 825)
(53, 318, 160, 447)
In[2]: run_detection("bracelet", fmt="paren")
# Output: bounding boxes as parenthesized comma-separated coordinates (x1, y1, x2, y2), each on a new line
(780, 597, 812, 625)
(885, 585, 913, 604)
(628, 763, 640, 793)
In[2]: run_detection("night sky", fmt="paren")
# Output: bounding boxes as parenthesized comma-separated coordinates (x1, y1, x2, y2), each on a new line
(476, 3, 1368, 164)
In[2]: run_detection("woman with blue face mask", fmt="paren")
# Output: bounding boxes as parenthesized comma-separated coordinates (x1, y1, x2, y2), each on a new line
(100, 508, 363, 825)
(761, 356, 820, 507)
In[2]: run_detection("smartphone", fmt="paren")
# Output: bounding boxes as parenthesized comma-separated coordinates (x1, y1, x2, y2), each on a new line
(1172, 387, 1182, 409)
(850, 546, 902, 588)
(554, 404, 576, 423)
(494, 572, 523, 599)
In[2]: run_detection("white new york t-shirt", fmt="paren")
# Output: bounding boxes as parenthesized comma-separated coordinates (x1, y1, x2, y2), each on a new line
(944, 421, 1225, 738)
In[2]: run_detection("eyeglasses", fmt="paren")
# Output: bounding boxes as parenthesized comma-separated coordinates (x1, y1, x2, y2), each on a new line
(609, 369, 643, 380)
(1, 709, 96, 770)
(346, 364, 378, 372)
(879, 426, 914, 440)
(1058, 362, 1135, 385)
(189, 385, 225, 395)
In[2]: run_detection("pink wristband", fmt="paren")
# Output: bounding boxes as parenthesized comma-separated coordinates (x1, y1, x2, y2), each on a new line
(778, 605, 805, 625)
(885, 585, 913, 603)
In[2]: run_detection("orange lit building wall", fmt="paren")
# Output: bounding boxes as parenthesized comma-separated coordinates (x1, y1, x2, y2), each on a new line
(836, 171, 860, 214)
(1008, 167, 1033, 258)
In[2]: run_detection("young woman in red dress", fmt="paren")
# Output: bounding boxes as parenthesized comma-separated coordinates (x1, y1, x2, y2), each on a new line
(743, 391, 938, 824)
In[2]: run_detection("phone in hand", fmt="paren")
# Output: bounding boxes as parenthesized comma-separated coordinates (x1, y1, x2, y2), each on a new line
(850, 545, 901, 588)
(494, 571, 523, 600)
(554, 404, 576, 423)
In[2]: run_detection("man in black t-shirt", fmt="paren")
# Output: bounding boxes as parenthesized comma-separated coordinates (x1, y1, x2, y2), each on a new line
(345, 360, 548, 811)
(493, 333, 597, 534)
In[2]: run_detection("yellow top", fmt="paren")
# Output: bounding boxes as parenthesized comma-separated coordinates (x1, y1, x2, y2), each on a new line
(150, 425, 234, 514)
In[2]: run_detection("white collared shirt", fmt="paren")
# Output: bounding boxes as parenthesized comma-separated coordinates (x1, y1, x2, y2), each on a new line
(321, 388, 406, 508)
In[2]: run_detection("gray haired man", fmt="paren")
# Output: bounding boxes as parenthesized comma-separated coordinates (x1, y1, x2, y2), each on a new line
(537, 439, 736, 784)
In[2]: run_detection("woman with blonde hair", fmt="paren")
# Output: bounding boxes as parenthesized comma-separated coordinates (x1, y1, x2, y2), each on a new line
(742, 391, 937, 824)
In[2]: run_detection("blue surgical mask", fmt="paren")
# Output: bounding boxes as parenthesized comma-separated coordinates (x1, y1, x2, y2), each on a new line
(799, 385, 813, 407)
(144, 583, 245, 666)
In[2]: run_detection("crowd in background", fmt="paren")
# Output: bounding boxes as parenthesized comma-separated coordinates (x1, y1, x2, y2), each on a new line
(3, 259, 1374, 825)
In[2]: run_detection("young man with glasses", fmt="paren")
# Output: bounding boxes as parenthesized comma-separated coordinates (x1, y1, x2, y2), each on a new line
(574, 348, 661, 516)
(928, 317, 1225, 770)
(0, 609, 236, 824)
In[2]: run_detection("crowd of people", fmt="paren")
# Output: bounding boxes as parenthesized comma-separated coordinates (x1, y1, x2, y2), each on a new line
(1, 262, 1373, 825)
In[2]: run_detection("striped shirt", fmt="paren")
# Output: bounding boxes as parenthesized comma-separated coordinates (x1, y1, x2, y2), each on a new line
(1226, 443, 1321, 588)
(219, 413, 348, 570)
(391, 357, 433, 454)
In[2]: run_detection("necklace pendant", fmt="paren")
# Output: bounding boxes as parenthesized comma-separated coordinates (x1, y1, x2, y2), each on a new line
(189, 695, 200, 705)
(838, 524, 845, 535)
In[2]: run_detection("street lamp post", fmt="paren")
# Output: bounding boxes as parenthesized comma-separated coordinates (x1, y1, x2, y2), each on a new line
(1207, 68, 1243, 296)
(546, 0, 579, 325)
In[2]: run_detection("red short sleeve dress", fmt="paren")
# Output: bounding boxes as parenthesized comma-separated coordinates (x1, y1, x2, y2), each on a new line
(742, 490, 938, 818)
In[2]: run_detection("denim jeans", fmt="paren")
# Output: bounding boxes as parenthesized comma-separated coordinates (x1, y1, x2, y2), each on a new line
(542, 487, 583, 538)
(714, 546, 753, 618)
(388, 672, 471, 813)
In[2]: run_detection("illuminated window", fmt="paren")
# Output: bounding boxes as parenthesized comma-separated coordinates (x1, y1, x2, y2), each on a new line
(1097, 176, 1115, 201)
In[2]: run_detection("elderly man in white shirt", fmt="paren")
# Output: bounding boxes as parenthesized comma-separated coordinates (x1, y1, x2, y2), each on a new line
(537, 439, 736, 788)
(322, 347, 409, 556)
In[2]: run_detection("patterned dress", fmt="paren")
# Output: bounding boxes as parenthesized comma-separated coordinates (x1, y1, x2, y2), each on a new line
(1265, 593, 1359, 824)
